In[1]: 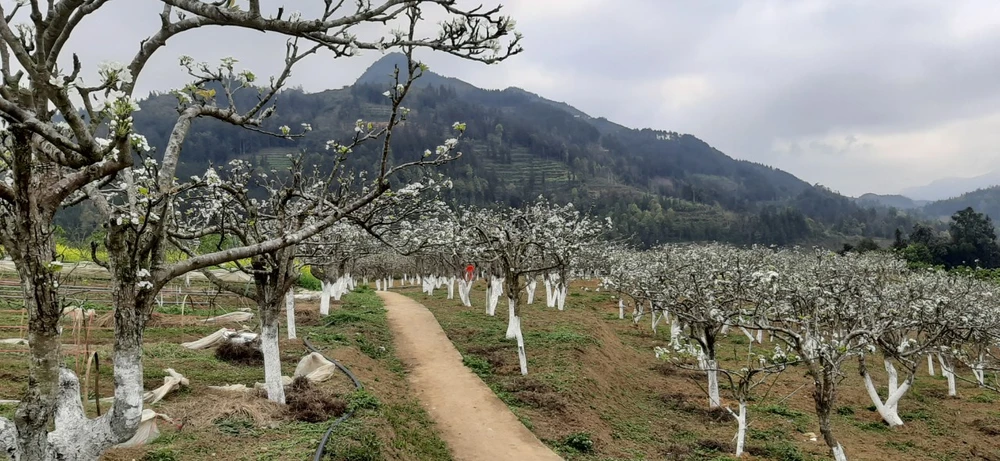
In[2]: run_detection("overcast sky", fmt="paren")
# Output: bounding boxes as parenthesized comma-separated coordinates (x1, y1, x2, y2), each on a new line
(57, 0, 1000, 196)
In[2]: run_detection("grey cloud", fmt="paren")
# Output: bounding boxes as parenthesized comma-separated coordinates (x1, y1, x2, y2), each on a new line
(58, 1, 1000, 196)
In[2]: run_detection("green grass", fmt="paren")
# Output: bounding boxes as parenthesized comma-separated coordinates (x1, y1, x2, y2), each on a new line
(0, 284, 451, 461)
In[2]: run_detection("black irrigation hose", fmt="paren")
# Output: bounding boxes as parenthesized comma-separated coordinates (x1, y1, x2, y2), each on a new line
(302, 337, 363, 461)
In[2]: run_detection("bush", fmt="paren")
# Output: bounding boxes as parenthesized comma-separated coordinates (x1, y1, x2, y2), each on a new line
(297, 268, 322, 291)
(562, 432, 594, 453)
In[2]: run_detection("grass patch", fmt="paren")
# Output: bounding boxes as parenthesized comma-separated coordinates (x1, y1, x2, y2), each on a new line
(855, 421, 889, 432)
(755, 403, 805, 419)
(971, 392, 997, 403)
(462, 354, 492, 378)
(885, 440, 917, 452)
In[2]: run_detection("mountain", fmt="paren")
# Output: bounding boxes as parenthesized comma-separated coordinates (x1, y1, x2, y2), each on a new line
(855, 193, 927, 210)
(59, 53, 931, 247)
(922, 186, 1000, 222)
(900, 170, 1000, 201)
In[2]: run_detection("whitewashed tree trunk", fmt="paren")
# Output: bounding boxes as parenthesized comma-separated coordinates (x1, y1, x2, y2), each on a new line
(670, 318, 682, 348)
(514, 316, 528, 375)
(734, 401, 747, 457)
(285, 290, 297, 340)
(618, 299, 625, 319)
(526, 279, 537, 304)
(832, 444, 847, 461)
(556, 285, 567, 310)
(706, 359, 721, 408)
(926, 354, 935, 376)
(861, 359, 909, 427)
(260, 319, 285, 404)
(376, 279, 382, 291)
(938, 354, 957, 396)
(332, 277, 346, 301)
(447, 277, 456, 299)
(319, 281, 331, 316)
(544, 277, 555, 308)
(487, 277, 502, 316)
(973, 352, 986, 386)
(457, 279, 472, 306)
(505, 298, 517, 339)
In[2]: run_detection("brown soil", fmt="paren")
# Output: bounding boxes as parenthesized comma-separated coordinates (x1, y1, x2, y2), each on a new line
(379, 291, 564, 461)
(405, 280, 1000, 461)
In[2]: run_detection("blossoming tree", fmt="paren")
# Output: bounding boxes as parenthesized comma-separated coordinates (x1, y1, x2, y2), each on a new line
(0, 1, 519, 458)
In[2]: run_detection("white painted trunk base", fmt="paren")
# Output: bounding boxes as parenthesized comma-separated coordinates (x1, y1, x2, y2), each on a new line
(706, 360, 720, 408)
(505, 298, 517, 340)
(832, 443, 847, 461)
(861, 359, 909, 427)
(319, 282, 331, 316)
(261, 322, 285, 404)
(938, 354, 957, 396)
(285, 290, 297, 340)
(735, 401, 747, 457)
(526, 280, 536, 305)
(514, 316, 528, 375)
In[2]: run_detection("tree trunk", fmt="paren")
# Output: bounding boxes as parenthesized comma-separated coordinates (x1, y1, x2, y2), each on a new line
(860, 358, 909, 427)
(735, 400, 747, 457)
(556, 284, 567, 310)
(812, 364, 847, 460)
(927, 354, 935, 376)
(706, 359, 721, 408)
(514, 315, 527, 375)
(487, 277, 502, 316)
(319, 281, 331, 316)
(332, 277, 346, 301)
(259, 304, 285, 404)
(618, 299, 625, 319)
(285, 290, 296, 340)
(526, 278, 536, 305)
(544, 276, 554, 308)
(938, 354, 956, 396)
(447, 276, 455, 300)
(505, 297, 517, 340)
(5, 211, 64, 460)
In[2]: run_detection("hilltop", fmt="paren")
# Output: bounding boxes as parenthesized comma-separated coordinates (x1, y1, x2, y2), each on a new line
(57, 54, 931, 246)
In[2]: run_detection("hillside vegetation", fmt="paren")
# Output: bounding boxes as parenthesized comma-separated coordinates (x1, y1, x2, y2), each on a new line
(57, 54, 928, 247)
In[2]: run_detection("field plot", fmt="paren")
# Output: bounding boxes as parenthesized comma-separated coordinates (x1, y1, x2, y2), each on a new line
(0, 274, 449, 461)
(403, 280, 1000, 461)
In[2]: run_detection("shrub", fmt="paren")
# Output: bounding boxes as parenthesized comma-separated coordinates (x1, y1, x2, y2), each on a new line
(562, 432, 594, 453)
(297, 268, 322, 291)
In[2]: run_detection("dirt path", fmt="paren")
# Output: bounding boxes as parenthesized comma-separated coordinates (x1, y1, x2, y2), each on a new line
(379, 291, 563, 461)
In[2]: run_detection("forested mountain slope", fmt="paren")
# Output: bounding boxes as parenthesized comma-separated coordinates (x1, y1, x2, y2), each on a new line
(60, 54, 925, 246)
(922, 186, 1000, 222)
